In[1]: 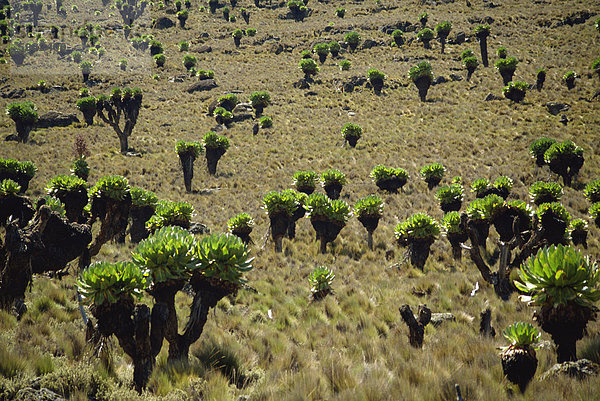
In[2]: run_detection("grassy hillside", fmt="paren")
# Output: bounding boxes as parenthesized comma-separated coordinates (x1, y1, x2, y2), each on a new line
(1, 0, 600, 399)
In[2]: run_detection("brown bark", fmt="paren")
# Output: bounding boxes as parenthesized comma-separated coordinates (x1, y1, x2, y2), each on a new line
(0, 206, 91, 311)
(399, 304, 431, 348)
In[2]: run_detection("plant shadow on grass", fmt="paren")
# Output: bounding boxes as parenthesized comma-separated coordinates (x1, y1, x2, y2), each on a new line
(192, 341, 254, 389)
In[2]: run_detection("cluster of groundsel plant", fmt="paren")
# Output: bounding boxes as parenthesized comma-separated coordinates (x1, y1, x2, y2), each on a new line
(469, 176, 513, 198)
(395, 213, 441, 243)
(308, 266, 335, 299)
(89, 175, 130, 201)
(305, 193, 351, 223)
(529, 181, 563, 205)
(420, 163, 445, 186)
(321, 169, 346, 188)
(370, 165, 409, 191)
(79, 229, 254, 305)
(585, 180, 600, 226)
(146, 200, 195, 232)
(46, 175, 87, 197)
(354, 194, 384, 218)
(263, 190, 299, 218)
(502, 322, 541, 351)
(228, 212, 254, 233)
(78, 261, 146, 305)
(515, 245, 600, 308)
(130, 187, 158, 208)
(293, 170, 319, 193)
(466, 194, 505, 222)
(0, 178, 21, 196)
(190, 234, 254, 285)
(132, 226, 196, 285)
(175, 140, 204, 158)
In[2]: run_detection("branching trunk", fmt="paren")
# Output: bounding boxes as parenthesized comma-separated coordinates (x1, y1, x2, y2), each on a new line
(166, 277, 234, 364)
(399, 304, 431, 348)
(90, 299, 167, 392)
(464, 213, 545, 300)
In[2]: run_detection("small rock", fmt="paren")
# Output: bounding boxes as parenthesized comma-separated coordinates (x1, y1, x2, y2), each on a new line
(430, 313, 455, 327)
(540, 359, 600, 381)
(207, 98, 219, 115)
(187, 79, 218, 93)
(361, 39, 380, 49)
(555, 10, 592, 27)
(546, 102, 570, 115)
(379, 21, 418, 34)
(252, 123, 259, 135)
(169, 75, 186, 83)
(154, 17, 175, 29)
(342, 76, 367, 93)
(448, 31, 466, 44)
(36, 111, 79, 128)
(197, 45, 212, 53)
(269, 43, 284, 55)
(432, 76, 448, 85)
(559, 114, 568, 125)
(232, 109, 253, 123)
(449, 74, 463, 82)
(1, 88, 25, 98)
(189, 222, 210, 234)
(293, 78, 311, 89)
(348, 112, 356, 116)
(485, 93, 502, 101)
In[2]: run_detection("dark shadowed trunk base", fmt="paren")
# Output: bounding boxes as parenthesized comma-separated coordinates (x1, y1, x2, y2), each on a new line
(536, 303, 596, 363)
(270, 213, 290, 252)
(502, 348, 538, 393)
(205, 147, 225, 175)
(129, 205, 155, 243)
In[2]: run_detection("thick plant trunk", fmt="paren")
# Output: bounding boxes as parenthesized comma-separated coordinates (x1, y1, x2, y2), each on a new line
(415, 77, 430, 102)
(0, 195, 35, 227)
(466, 67, 475, 81)
(439, 38, 446, 54)
(500, 69, 515, 86)
(479, 308, 496, 337)
(324, 183, 342, 200)
(408, 239, 433, 270)
(205, 147, 225, 175)
(129, 206, 155, 243)
(270, 213, 289, 252)
(83, 110, 95, 125)
(15, 121, 34, 143)
(447, 233, 467, 261)
(164, 277, 233, 364)
(119, 135, 129, 154)
(501, 348, 537, 393)
(58, 190, 88, 222)
(346, 137, 358, 147)
(536, 304, 596, 363)
(399, 304, 431, 348)
(358, 215, 380, 251)
(287, 207, 305, 239)
(371, 78, 383, 93)
(179, 153, 195, 193)
(441, 200, 462, 214)
(91, 300, 167, 393)
(479, 37, 488, 67)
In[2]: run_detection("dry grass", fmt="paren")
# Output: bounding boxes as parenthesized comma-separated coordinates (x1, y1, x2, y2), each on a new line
(2, 0, 600, 399)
